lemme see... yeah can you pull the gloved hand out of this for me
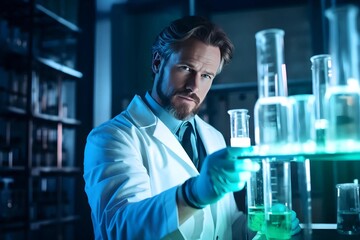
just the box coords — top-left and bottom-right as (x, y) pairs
(291, 210), (301, 235)
(183, 147), (260, 208)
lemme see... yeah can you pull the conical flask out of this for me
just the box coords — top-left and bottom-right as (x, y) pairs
(254, 29), (293, 154)
(325, 5), (360, 151)
(310, 54), (331, 146)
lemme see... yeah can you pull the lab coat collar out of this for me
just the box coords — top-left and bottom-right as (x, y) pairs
(194, 116), (223, 155)
(126, 95), (198, 174)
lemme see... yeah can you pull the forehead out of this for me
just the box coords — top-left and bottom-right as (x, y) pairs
(172, 38), (221, 70)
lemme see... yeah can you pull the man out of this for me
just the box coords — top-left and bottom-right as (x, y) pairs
(84, 16), (300, 239)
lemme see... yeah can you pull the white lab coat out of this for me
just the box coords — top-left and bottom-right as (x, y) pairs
(84, 95), (249, 240)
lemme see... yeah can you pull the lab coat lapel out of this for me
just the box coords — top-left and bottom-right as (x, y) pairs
(127, 95), (198, 173)
(195, 115), (226, 155)
(153, 120), (197, 171)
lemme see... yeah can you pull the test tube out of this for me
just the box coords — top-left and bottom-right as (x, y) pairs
(227, 109), (250, 147)
(310, 54), (331, 146)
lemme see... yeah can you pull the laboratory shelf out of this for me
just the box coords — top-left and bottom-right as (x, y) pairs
(36, 57), (83, 79)
(31, 166), (82, 176)
(0, 108), (80, 126)
(210, 78), (311, 94)
(33, 112), (81, 126)
(0, 166), (27, 175)
(34, 4), (81, 33)
(0, 220), (26, 231)
(234, 146), (360, 161)
(0, 1), (83, 239)
(30, 215), (80, 230)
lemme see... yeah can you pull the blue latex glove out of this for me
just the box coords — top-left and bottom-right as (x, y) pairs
(184, 147), (260, 208)
(291, 210), (301, 235)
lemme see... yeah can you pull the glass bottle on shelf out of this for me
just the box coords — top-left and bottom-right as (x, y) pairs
(310, 54), (331, 147)
(0, 177), (14, 220)
(254, 29), (293, 154)
(46, 82), (58, 115)
(325, 5), (360, 152)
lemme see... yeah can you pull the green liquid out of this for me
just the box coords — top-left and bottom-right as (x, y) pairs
(265, 211), (292, 240)
(248, 206), (265, 232)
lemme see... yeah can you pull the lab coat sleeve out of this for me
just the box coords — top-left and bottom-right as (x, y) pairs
(83, 121), (181, 239)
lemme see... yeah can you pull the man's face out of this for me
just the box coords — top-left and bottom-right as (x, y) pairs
(151, 38), (221, 120)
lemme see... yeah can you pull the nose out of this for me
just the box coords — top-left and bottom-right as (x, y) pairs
(186, 73), (200, 93)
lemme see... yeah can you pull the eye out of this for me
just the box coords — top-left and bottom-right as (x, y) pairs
(179, 65), (191, 72)
(202, 74), (213, 80)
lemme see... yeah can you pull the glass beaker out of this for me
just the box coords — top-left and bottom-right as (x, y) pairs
(227, 109), (250, 147)
(311, 54), (331, 147)
(336, 183), (360, 235)
(262, 159), (292, 240)
(255, 29), (287, 98)
(288, 94), (316, 153)
(247, 163), (265, 234)
(325, 5), (360, 151)
(254, 29), (293, 154)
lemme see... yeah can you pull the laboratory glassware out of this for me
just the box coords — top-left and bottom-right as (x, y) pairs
(336, 182), (360, 235)
(254, 29), (293, 154)
(247, 163), (265, 234)
(228, 109), (250, 147)
(262, 159), (292, 240)
(310, 54), (331, 146)
(325, 4), (360, 151)
(288, 94), (316, 153)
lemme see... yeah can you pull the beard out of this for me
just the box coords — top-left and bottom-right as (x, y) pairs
(156, 75), (201, 121)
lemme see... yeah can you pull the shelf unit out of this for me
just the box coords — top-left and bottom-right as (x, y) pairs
(0, 0), (82, 239)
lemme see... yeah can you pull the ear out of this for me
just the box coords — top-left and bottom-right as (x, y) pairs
(152, 52), (162, 74)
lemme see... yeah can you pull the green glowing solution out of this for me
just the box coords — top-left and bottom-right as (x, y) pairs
(248, 205), (265, 232)
(265, 211), (292, 240)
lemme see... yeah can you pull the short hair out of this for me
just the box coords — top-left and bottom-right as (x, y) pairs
(152, 15), (234, 74)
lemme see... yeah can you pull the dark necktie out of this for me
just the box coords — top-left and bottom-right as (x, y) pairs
(178, 121), (199, 168)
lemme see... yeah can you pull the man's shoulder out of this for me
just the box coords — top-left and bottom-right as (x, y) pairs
(88, 95), (156, 136)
